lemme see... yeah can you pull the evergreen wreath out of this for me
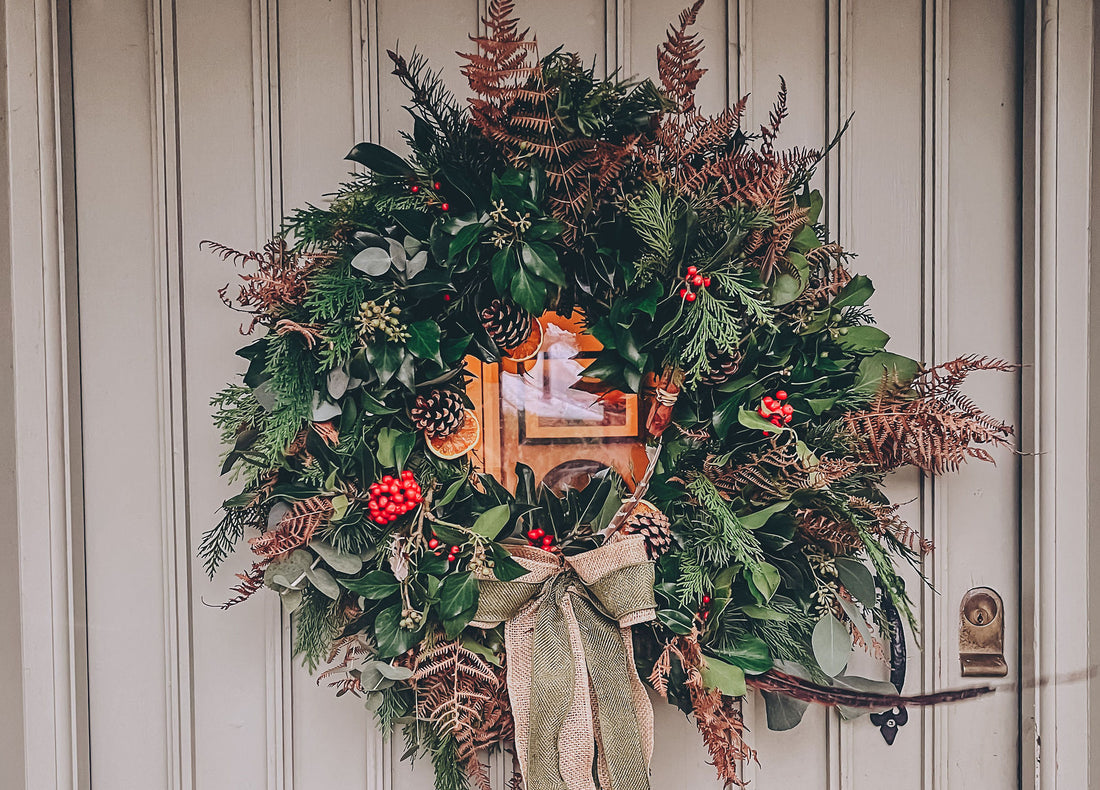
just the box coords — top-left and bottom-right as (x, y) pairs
(203, 2), (1013, 788)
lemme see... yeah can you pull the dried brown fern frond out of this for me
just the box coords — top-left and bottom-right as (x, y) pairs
(220, 559), (270, 609)
(402, 639), (507, 788)
(317, 634), (372, 696)
(844, 357), (1015, 475)
(650, 632), (755, 787)
(656, 0), (707, 115)
(206, 238), (330, 334)
(705, 438), (858, 505)
(847, 496), (933, 554)
(274, 319), (325, 350)
(795, 507), (864, 554)
(249, 495), (334, 558)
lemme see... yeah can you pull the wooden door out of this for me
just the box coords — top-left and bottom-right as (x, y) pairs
(68, 0), (1021, 787)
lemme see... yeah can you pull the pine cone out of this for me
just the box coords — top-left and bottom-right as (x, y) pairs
(410, 389), (467, 439)
(480, 299), (532, 349)
(621, 501), (673, 558)
(700, 349), (742, 387)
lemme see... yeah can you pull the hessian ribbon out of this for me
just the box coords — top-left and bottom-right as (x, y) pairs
(470, 536), (657, 790)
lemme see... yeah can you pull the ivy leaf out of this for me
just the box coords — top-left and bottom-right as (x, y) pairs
(470, 504), (511, 540)
(346, 142), (414, 177)
(811, 613), (852, 677)
(342, 570), (400, 600)
(700, 657), (747, 697)
(835, 558), (877, 608)
(510, 266), (547, 314)
(438, 572), (479, 620)
(521, 242), (565, 286)
(365, 342), (403, 386)
(407, 320), (443, 365)
(350, 246), (392, 276)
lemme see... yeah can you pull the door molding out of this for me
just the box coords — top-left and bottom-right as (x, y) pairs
(2, 1), (89, 789)
(1020, 0), (1096, 788)
(3, 0), (1096, 788)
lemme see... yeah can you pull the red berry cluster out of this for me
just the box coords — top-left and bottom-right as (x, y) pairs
(678, 265), (711, 303)
(366, 471), (422, 525)
(700, 593), (711, 620)
(758, 390), (793, 436)
(526, 528), (555, 550)
(427, 534), (461, 563)
(408, 180), (449, 212)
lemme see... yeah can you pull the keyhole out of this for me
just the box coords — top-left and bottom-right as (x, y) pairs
(963, 591), (998, 627)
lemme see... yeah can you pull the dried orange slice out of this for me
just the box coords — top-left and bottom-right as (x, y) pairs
(427, 409), (481, 459)
(502, 317), (543, 362)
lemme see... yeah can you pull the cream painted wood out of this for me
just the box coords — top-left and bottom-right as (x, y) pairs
(16, 1), (1082, 790)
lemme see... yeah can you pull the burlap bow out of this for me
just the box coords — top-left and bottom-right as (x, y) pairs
(470, 536), (657, 790)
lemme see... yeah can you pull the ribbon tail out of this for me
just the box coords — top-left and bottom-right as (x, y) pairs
(573, 597), (652, 790)
(504, 601), (540, 781)
(557, 595), (598, 790)
(527, 589), (577, 790)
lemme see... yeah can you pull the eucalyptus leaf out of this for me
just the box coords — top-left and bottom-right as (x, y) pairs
(406, 250), (429, 279)
(762, 691), (810, 731)
(309, 538), (363, 575)
(835, 557), (877, 608)
(327, 367), (350, 399)
(306, 565), (341, 600)
(350, 246), (392, 276)
(811, 613), (852, 677)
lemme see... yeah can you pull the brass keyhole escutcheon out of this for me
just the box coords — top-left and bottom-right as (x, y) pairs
(959, 587), (1008, 678)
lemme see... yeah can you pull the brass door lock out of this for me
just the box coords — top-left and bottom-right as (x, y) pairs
(959, 587), (1008, 677)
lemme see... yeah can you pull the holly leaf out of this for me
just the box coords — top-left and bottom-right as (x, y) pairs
(488, 544), (528, 581)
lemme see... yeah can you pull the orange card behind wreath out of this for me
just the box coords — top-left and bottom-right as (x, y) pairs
(466, 311), (649, 493)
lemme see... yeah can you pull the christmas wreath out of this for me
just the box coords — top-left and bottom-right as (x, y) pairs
(202, 2), (1012, 788)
